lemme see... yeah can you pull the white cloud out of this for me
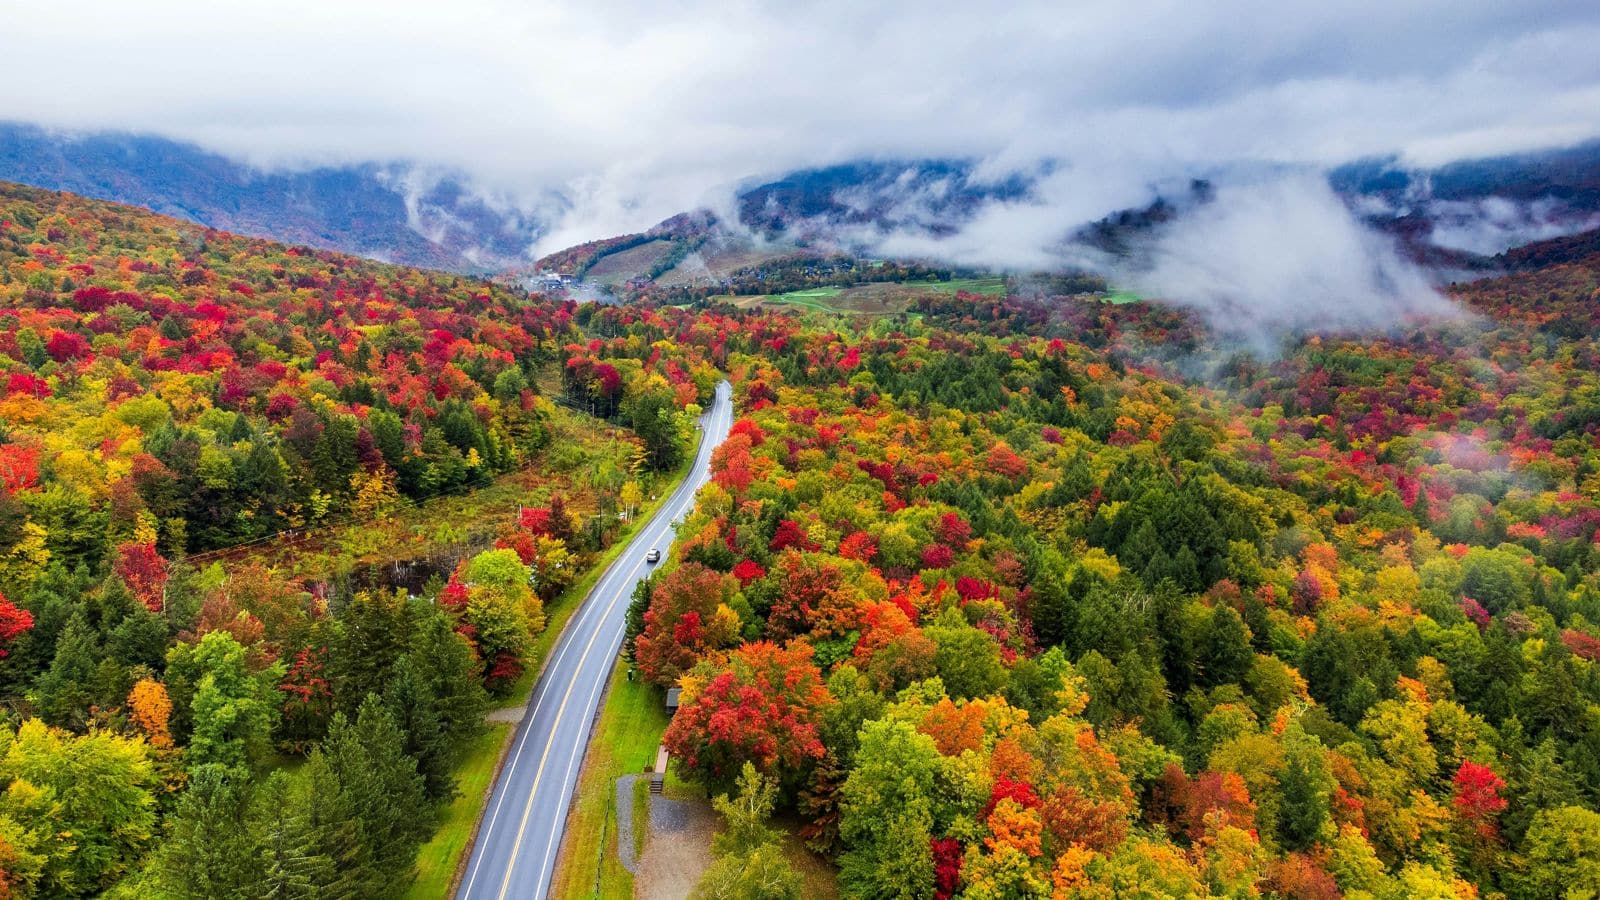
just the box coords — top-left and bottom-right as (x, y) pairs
(0, 0), (1598, 250)
(1126, 175), (1460, 342)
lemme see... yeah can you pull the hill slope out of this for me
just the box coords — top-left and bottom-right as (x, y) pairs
(0, 123), (544, 271)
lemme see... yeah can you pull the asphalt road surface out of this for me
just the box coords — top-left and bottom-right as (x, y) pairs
(458, 380), (734, 900)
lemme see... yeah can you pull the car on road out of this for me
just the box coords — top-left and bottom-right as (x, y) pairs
(646, 548), (661, 564)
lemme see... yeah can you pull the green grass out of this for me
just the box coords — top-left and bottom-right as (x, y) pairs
(762, 286), (845, 312)
(631, 776), (650, 858)
(550, 658), (673, 899)
(1103, 288), (1144, 304)
(718, 277), (1006, 316)
(924, 276), (1007, 296)
(406, 723), (513, 900)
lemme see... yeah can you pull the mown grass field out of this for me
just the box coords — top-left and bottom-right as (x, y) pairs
(716, 275), (1007, 315)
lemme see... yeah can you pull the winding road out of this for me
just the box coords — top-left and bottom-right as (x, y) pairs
(457, 380), (733, 900)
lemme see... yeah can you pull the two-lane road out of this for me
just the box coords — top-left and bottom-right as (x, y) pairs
(458, 381), (733, 900)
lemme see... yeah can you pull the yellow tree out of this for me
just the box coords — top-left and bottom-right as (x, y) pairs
(621, 480), (643, 522)
(127, 678), (173, 749)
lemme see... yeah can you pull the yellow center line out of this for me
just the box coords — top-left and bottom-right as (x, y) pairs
(494, 548), (648, 900)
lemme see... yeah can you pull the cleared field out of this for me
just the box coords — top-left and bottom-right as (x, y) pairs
(1103, 288), (1144, 304)
(654, 240), (799, 286)
(584, 239), (677, 286)
(715, 275), (1007, 315)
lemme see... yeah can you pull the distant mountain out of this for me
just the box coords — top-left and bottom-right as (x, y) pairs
(1332, 141), (1600, 257)
(735, 159), (1037, 241)
(7, 119), (1598, 282)
(0, 122), (545, 271)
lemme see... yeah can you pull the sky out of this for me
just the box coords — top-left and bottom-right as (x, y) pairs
(3, 1), (1599, 331)
(4, 2), (1598, 230)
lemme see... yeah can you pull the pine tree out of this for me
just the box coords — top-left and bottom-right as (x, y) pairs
(1026, 551), (1072, 649)
(325, 697), (430, 888)
(332, 590), (412, 714)
(32, 611), (103, 729)
(1200, 604), (1254, 687)
(407, 609), (487, 747)
(253, 771), (336, 900)
(1278, 726), (1333, 851)
(384, 656), (455, 801)
(151, 764), (266, 898)
(298, 749), (373, 897)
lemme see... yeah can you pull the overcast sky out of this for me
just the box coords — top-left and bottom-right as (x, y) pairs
(3, 0), (1599, 247)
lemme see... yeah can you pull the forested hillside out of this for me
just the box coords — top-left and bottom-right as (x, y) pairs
(0, 182), (717, 897)
(631, 235), (1600, 897)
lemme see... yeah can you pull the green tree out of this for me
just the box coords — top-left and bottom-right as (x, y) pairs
(406, 609), (488, 747)
(253, 770), (337, 900)
(30, 611), (107, 730)
(693, 762), (801, 900)
(924, 609), (1006, 701)
(177, 631), (284, 773)
(331, 589), (413, 713)
(712, 762), (782, 857)
(692, 843), (802, 900)
(149, 764), (265, 898)
(1278, 724), (1334, 851)
(459, 549), (540, 684)
(296, 750), (372, 897)
(0, 719), (157, 896)
(1516, 805), (1600, 898)
(324, 696), (430, 889)
(384, 655), (454, 801)
(837, 720), (945, 898)
(1199, 604), (1253, 688)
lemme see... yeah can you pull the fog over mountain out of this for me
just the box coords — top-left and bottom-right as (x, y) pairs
(3, 0), (1599, 319)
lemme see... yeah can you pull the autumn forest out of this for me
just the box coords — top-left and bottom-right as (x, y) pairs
(3, 176), (1600, 900)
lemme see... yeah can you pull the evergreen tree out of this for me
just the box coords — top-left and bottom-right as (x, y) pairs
(31, 611), (104, 729)
(325, 697), (430, 889)
(298, 749), (372, 898)
(406, 609), (488, 747)
(253, 771), (336, 900)
(150, 764), (265, 899)
(384, 656), (455, 801)
(1199, 604), (1254, 688)
(1026, 550), (1072, 649)
(332, 590), (412, 714)
(1279, 725), (1334, 851)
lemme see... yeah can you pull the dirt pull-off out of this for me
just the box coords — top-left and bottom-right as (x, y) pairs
(633, 793), (716, 900)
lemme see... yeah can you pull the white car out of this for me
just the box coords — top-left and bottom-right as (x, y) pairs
(646, 548), (661, 564)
